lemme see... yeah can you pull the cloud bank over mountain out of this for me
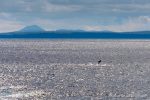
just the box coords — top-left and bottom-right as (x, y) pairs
(0, 0), (150, 32)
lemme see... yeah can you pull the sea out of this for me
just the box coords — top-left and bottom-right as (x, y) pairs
(0, 39), (150, 100)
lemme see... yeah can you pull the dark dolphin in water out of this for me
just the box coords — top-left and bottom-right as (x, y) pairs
(98, 60), (101, 64)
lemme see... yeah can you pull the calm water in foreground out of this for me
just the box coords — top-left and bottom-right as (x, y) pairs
(0, 39), (150, 100)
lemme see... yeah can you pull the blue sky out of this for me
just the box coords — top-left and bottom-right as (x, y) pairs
(0, 0), (150, 32)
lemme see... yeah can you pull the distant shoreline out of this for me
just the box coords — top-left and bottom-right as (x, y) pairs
(1, 31), (150, 39)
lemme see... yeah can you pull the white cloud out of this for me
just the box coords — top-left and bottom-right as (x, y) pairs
(0, 19), (23, 32)
(42, 1), (82, 12)
(138, 16), (150, 23)
(0, 12), (24, 33)
(84, 26), (101, 31)
(0, 12), (11, 18)
(84, 16), (150, 32)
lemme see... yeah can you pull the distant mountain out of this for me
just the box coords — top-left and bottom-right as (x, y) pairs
(19, 25), (45, 32)
(0, 26), (150, 39)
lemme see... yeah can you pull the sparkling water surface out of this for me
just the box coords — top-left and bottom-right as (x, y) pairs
(0, 39), (150, 100)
